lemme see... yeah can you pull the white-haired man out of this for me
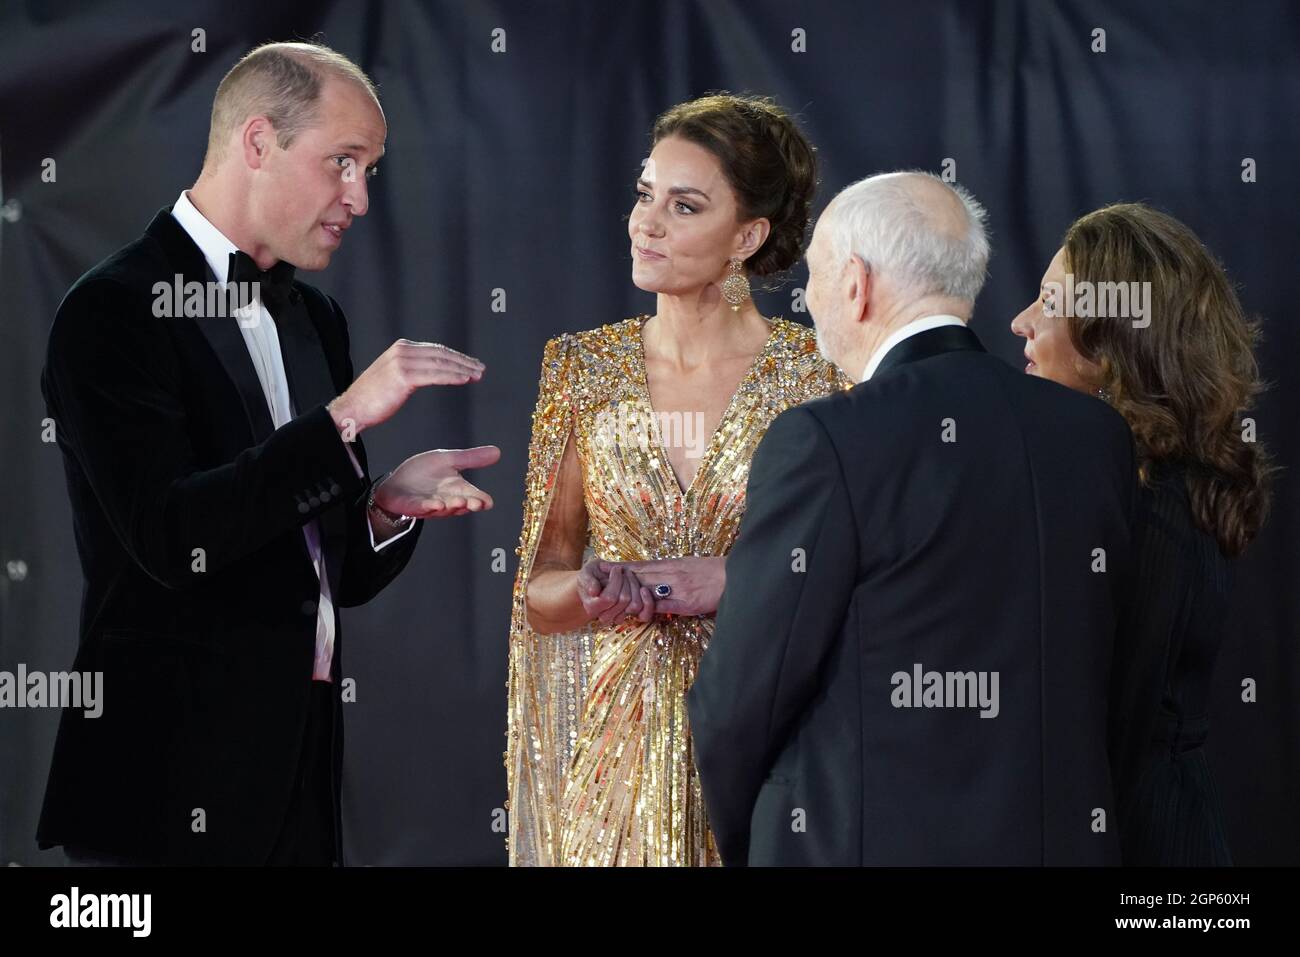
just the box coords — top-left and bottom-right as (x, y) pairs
(38, 42), (497, 866)
(688, 171), (1138, 865)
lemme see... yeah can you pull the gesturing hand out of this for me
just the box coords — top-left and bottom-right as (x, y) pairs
(329, 339), (485, 437)
(372, 446), (501, 518)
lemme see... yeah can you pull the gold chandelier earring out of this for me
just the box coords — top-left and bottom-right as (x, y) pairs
(720, 257), (751, 311)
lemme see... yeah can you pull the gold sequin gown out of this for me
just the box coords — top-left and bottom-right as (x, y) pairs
(506, 315), (851, 866)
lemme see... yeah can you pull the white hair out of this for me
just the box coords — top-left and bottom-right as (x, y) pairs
(822, 170), (990, 304)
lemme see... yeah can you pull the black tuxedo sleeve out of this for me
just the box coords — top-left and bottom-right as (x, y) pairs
(322, 294), (423, 607)
(43, 278), (371, 589)
(686, 404), (858, 865)
(334, 435), (423, 608)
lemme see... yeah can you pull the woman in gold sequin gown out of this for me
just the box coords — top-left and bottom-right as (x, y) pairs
(505, 94), (851, 866)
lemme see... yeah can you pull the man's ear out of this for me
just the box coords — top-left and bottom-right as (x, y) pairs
(847, 253), (873, 325)
(242, 116), (273, 170)
(734, 218), (771, 260)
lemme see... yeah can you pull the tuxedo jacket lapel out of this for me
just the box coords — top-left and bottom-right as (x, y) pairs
(276, 297), (337, 427)
(275, 296), (351, 587)
(145, 208), (349, 583)
(145, 209), (276, 445)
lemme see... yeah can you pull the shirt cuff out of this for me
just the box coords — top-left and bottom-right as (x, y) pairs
(368, 509), (417, 552)
(348, 441), (415, 551)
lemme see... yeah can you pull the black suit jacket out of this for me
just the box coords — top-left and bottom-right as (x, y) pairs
(36, 208), (422, 865)
(687, 325), (1137, 866)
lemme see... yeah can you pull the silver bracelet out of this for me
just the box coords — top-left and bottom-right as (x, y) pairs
(367, 470), (412, 529)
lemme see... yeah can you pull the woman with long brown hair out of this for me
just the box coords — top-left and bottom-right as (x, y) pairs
(1011, 203), (1272, 865)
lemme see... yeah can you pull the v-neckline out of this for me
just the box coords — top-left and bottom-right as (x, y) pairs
(633, 314), (780, 498)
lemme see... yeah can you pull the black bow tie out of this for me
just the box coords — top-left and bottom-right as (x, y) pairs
(228, 250), (297, 314)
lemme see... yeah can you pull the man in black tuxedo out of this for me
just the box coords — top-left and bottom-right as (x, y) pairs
(687, 172), (1137, 865)
(37, 42), (498, 865)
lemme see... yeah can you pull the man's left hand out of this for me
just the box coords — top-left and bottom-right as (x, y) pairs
(373, 446), (501, 518)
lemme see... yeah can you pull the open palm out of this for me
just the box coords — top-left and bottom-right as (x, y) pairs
(373, 446), (501, 518)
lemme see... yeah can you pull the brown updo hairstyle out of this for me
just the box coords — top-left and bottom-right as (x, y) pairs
(651, 92), (818, 279)
(1063, 203), (1273, 558)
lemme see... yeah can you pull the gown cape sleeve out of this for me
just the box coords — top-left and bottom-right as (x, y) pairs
(505, 333), (591, 866)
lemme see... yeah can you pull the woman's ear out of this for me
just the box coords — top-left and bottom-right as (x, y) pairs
(734, 218), (771, 260)
(1083, 357), (1107, 390)
(1070, 348), (1106, 392)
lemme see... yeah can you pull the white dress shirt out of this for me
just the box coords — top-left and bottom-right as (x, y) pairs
(861, 314), (967, 381)
(171, 190), (414, 681)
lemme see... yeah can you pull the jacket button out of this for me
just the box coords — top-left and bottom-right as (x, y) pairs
(309, 495), (321, 508)
(330, 483), (342, 496)
(319, 490), (331, 504)
(298, 501), (310, 514)
(301, 599), (317, 616)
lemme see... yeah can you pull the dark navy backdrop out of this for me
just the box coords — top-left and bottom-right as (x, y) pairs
(1, 0), (1295, 864)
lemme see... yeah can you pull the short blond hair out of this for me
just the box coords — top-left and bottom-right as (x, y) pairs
(204, 41), (378, 167)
